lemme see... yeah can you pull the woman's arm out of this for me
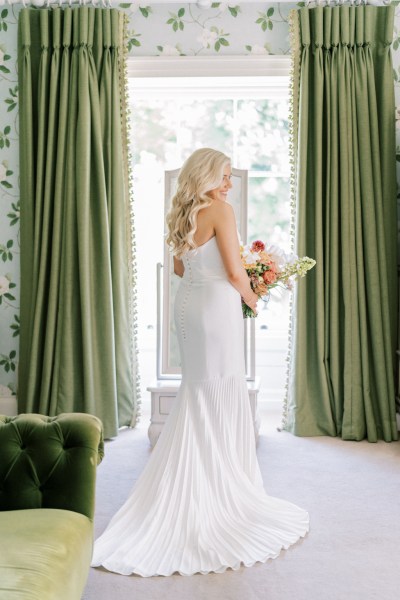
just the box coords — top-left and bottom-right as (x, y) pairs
(212, 202), (258, 312)
(173, 256), (185, 278)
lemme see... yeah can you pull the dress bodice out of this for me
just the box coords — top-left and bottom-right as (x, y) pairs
(181, 236), (227, 284)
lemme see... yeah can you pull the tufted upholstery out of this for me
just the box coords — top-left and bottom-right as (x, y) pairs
(0, 413), (104, 600)
(0, 413), (104, 520)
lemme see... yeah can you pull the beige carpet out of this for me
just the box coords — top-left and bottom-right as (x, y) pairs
(82, 405), (400, 600)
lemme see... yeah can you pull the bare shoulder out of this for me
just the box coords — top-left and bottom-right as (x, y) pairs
(207, 200), (235, 222)
(208, 200), (234, 213)
(197, 200), (234, 229)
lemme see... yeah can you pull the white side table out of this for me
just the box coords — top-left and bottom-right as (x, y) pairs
(146, 377), (261, 448)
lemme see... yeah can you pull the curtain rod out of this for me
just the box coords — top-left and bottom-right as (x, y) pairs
(0, 0), (392, 7)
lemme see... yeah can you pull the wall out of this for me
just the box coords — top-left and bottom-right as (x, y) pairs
(0, 1), (400, 400)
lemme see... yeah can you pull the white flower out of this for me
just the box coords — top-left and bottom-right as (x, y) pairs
(285, 251), (298, 263)
(159, 45), (180, 56)
(242, 248), (260, 265)
(396, 107), (400, 128)
(0, 49), (4, 65)
(127, 1), (140, 14)
(0, 384), (12, 397)
(266, 245), (289, 269)
(197, 28), (218, 49)
(249, 45), (269, 56)
(0, 275), (10, 296)
(197, 0), (225, 8)
(0, 162), (6, 181)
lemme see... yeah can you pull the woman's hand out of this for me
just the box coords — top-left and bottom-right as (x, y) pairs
(242, 291), (259, 314)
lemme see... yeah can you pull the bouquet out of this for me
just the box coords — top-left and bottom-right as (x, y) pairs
(240, 239), (316, 318)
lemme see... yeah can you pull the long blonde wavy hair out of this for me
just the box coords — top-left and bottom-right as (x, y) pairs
(165, 148), (231, 258)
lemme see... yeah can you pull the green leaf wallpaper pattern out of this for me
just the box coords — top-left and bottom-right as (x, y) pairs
(1, 2), (400, 397)
(0, 2), (18, 395)
(123, 2), (292, 55)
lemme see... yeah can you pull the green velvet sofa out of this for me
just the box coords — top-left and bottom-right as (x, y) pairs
(0, 413), (104, 600)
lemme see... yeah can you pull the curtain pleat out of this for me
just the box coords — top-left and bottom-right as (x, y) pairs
(285, 5), (398, 442)
(18, 7), (137, 438)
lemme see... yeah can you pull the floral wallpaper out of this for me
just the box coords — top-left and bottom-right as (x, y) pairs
(122, 2), (294, 55)
(1, 1), (400, 400)
(0, 3), (19, 399)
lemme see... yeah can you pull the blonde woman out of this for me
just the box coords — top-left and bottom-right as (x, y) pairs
(92, 148), (309, 577)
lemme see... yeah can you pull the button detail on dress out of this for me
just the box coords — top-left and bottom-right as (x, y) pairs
(180, 256), (192, 340)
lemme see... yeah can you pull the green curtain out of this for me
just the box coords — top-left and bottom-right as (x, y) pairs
(18, 7), (138, 439)
(285, 5), (398, 442)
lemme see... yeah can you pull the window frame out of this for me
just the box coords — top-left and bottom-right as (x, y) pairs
(128, 55), (292, 394)
(127, 55), (291, 79)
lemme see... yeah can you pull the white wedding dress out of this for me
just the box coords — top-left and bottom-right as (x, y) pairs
(91, 236), (309, 577)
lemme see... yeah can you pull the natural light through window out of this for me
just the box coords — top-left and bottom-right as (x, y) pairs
(129, 60), (291, 403)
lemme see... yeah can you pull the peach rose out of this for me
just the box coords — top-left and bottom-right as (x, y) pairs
(253, 280), (268, 296)
(263, 269), (277, 285)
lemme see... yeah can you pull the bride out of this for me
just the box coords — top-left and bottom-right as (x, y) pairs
(91, 148), (309, 577)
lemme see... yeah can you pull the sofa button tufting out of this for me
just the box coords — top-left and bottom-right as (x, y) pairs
(0, 412), (104, 598)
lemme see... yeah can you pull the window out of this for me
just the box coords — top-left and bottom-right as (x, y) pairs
(129, 56), (291, 403)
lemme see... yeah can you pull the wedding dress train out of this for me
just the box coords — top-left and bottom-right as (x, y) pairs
(91, 236), (309, 577)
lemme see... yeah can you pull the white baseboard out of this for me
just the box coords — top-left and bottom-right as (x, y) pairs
(0, 396), (17, 416)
